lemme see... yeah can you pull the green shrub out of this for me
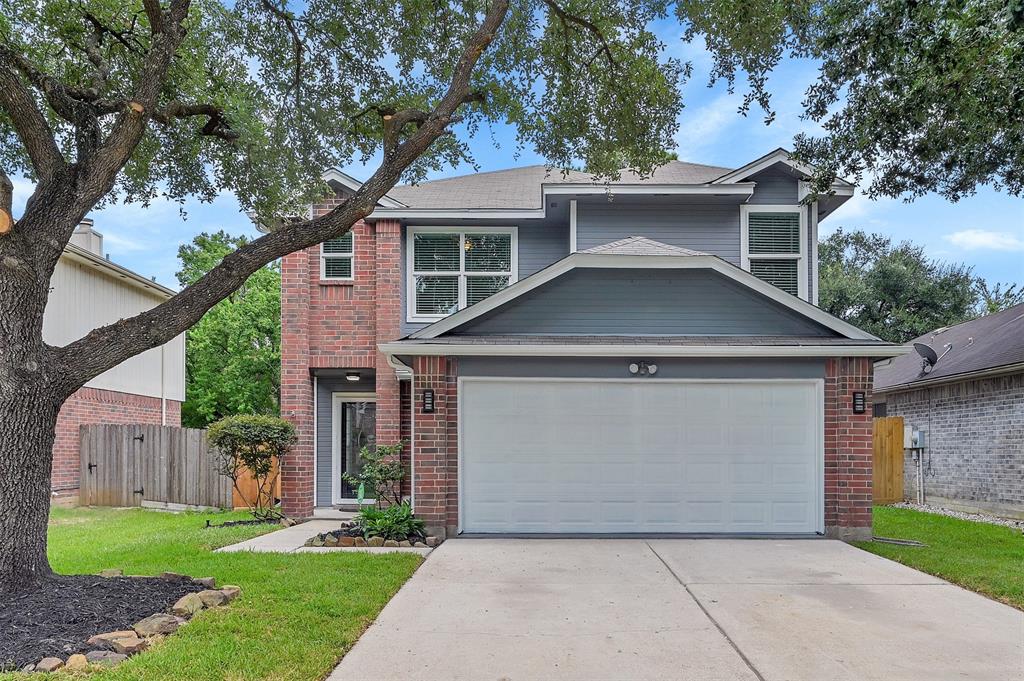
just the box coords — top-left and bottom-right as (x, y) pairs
(354, 502), (425, 541)
(342, 441), (407, 508)
(208, 414), (297, 519)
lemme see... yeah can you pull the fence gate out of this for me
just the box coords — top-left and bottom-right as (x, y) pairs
(80, 425), (232, 509)
(873, 416), (905, 504)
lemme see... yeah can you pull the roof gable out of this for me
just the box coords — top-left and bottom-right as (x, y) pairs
(409, 241), (878, 341)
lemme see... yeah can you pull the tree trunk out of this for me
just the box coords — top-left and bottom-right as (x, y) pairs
(0, 391), (59, 592)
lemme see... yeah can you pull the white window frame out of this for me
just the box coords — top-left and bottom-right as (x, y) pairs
(740, 204), (808, 301)
(406, 225), (519, 323)
(320, 232), (355, 281)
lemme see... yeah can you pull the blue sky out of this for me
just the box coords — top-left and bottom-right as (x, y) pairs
(12, 32), (1023, 291)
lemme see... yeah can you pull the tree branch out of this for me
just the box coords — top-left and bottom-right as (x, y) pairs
(0, 58), (64, 180)
(540, 0), (617, 69)
(52, 0), (511, 392)
(143, 0), (164, 34)
(153, 101), (240, 140)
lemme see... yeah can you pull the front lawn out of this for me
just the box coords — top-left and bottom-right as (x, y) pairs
(1, 506), (420, 680)
(854, 505), (1024, 610)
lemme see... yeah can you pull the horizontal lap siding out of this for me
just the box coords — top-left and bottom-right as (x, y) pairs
(453, 268), (835, 336)
(576, 203), (740, 264)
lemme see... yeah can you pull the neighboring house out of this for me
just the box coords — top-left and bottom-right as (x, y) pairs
(875, 305), (1024, 519)
(45, 219), (185, 500)
(279, 148), (906, 540)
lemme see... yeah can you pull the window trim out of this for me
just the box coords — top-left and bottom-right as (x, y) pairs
(320, 231), (355, 282)
(406, 225), (519, 323)
(740, 205), (808, 300)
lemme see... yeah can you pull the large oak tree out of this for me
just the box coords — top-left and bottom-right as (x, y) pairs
(1, 0), (1020, 592)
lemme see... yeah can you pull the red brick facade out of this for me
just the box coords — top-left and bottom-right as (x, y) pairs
(279, 194), (404, 517)
(52, 387), (181, 494)
(408, 356), (876, 539)
(824, 357), (875, 539)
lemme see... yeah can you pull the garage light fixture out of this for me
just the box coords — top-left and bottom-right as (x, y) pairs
(628, 361), (658, 376)
(345, 371), (361, 382)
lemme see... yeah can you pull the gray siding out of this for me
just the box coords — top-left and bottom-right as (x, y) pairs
(747, 165), (800, 204)
(888, 373), (1024, 519)
(458, 356), (826, 379)
(576, 203), (740, 264)
(452, 268), (835, 337)
(315, 373), (376, 507)
(400, 223), (569, 336)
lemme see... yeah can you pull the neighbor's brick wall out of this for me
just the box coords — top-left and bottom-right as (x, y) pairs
(279, 194), (406, 514)
(888, 372), (1024, 518)
(824, 357), (874, 539)
(53, 387), (180, 494)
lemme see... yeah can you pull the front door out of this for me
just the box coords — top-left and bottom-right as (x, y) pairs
(333, 394), (376, 502)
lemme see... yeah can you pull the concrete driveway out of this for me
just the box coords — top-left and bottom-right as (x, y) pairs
(329, 539), (1024, 681)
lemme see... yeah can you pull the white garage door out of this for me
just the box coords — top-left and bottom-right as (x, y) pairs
(460, 379), (823, 534)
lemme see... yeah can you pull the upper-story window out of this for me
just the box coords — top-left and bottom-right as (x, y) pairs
(408, 227), (517, 321)
(321, 232), (354, 280)
(741, 206), (807, 299)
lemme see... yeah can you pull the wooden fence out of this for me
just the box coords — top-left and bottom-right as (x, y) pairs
(80, 424), (232, 509)
(873, 416), (905, 504)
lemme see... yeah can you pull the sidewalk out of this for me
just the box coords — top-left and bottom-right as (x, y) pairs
(216, 519), (432, 556)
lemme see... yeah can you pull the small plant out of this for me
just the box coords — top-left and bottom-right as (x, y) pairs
(342, 441), (407, 508)
(354, 502), (425, 542)
(209, 414), (297, 520)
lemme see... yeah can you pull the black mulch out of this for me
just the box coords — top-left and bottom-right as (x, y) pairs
(0, 574), (202, 671)
(205, 518), (277, 529)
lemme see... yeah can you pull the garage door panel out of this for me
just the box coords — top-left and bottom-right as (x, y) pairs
(461, 379), (821, 534)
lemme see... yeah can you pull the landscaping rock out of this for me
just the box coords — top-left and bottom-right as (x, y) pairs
(193, 576), (217, 588)
(35, 658), (64, 673)
(354, 537), (367, 547)
(311, 536), (325, 547)
(171, 592), (205, 616)
(324, 535), (339, 547)
(65, 654), (89, 671)
(413, 542), (427, 548)
(98, 569), (123, 578)
(338, 536), (355, 547)
(198, 589), (229, 607)
(20, 664), (34, 673)
(383, 540), (399, 547)
(425, 536), (439, 547)
(110, 636), (149, 655)
(398, 540), (411, 547)
(220, 585), (242, 602)
(85, 651), (128, 667)
(367, 537), (385, 547)
(133, 613), (185, 637)
(279, 517), (297, 528)
(87, 630), (136, 648)
(159, 571), (189, 581)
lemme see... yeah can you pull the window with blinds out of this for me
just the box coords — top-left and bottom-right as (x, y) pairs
(743, 209), (804, 298)
(321, 232), (354, 280)
(409, 229), (515, 319)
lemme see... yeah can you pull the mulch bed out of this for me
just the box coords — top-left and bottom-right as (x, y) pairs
(0, 574), (201, 671)
(205, 518), (277, 528)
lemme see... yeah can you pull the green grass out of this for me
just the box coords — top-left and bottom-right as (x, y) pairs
(854, 505), (1024, 609)
(2, 506), (421, 680)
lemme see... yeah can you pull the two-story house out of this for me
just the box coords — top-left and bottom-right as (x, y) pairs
(46, 219), (185, 501)
(279, 148), (907, 540)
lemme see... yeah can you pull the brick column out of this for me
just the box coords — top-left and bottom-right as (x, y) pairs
(374, 219), (403, 449)
(824, 357), (874, 540)
(280, 249), (314, 518)
(411, 356), (458, 537)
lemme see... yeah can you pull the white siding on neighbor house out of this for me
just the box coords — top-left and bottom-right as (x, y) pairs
(44, 257), (185, 401)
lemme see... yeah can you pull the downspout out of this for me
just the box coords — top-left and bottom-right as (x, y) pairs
(386, 355), (415, 509)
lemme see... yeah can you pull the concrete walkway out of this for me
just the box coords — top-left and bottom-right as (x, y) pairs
(215, 520), (431, 556)
(329, 539), (1024, 681)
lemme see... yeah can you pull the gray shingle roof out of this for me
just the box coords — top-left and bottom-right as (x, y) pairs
(582, 236), (707, 257)
(386, 161), (733, 210)
(875, 303), (1024, 391)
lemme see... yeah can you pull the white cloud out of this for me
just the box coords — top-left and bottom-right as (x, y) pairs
(674, 93), (739, 158)
(943, 229), (1024, 252)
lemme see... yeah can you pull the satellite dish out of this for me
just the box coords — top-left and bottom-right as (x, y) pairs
(914, 343), (939, 367)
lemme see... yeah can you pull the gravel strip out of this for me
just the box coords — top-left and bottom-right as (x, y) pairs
(891, 502), (1024, 529)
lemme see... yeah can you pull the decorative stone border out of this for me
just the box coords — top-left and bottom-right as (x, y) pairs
(303, 522), (442, 550)
(19, 571), (241, 673)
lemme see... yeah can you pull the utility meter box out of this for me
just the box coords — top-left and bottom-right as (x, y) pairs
(904, 425), (927, 449)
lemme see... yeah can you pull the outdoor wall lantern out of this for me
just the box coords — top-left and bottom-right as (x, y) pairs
(852, 391), (866, 414)
(628, 361), (658, 376)
(422, 388), (436, 413)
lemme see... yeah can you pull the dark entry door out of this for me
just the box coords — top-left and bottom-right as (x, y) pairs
(337, 398), (376, 500)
